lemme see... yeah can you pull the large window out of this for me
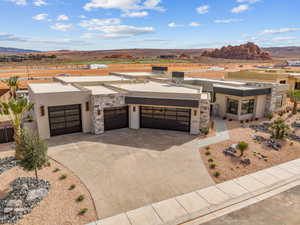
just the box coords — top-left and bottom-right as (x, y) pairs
(275, 95), (283, 109)
(241, 99), (255, 115)
(227, 99), (239, 115)
(295, 82), (300, 90)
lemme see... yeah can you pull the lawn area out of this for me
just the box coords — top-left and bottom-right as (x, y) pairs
(200, 111), (300, 183)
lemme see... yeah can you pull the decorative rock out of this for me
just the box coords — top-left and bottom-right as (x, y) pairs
(26, 188), (48, 202)
(6, 199), (23, 208)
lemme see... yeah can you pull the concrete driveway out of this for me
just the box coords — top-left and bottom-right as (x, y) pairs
(47, 128), (214, 219)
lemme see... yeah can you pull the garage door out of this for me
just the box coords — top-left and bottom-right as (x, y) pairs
(104, 106), (128, 131)
(48, 104), (82, 136)
(140, 106), (191, 132)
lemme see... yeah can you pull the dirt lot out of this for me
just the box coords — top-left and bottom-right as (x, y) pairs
(200, 113), (300, 183)
(0, 150), (97, 225)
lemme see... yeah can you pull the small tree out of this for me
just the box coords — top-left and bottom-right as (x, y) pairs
(19, 129), (49, 182)
(237, 141), (248, 157)
(270, 119), (290, 139)
(2, 76), (19, 99)
(289, 90), (300, 115)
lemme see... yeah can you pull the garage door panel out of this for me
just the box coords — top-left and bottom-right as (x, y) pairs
(104, 106), (128, 131)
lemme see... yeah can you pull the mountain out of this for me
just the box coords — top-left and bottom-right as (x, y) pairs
(263, 46), (300, 59)
(201, 42), (272, 60)
(0, 47), (40, 54)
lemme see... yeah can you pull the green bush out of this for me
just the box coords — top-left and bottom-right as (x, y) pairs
(69, 184), (76, 190)
(205, 151), (211, 156)
(208, 158), (214, 163)
(53, 168), (60, 173)
(76, 195), (85, 202)
(59, 174), (67, 180)
(205, 146), (210, 150)
(213, 171), (220, 178)
(209, 163), (216, 169)
(237, 141), (248, 157)
(78, 208), (88, 216)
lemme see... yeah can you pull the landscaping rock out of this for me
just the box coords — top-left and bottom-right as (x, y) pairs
(26, 188), (48, 202)
(0, 157), (19, 175)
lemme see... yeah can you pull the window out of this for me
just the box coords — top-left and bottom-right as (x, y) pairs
(241, 99), (255, 115)
(280, 80), (286, 84)
(85, 102), (89, 111)
(295, 82), (300, 90)
(275, 95), (283, 108)
(226, 99), (238, 115)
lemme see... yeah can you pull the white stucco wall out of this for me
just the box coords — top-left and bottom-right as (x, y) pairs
(129, 105), (140, 129)
(255, 95), (267, 118)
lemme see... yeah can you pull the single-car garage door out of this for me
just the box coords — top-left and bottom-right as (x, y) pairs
(104, 106), (128, 131)
(140, 106), (191, 132)
(48, 104), (82, 136)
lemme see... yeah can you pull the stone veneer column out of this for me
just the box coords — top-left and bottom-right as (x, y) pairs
(199, 99), (210, 132)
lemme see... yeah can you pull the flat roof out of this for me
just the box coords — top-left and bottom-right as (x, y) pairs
(29, 83), (80, 94)
(55, 75), (128, 83)
(110, 81), (201, 94)
(184, 77), (246, 85)
(111, 72), (161, 77)
(84, 86), (119, 95)
(213, 84), (267, 90)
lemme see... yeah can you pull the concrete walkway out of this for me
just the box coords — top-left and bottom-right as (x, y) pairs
(85, 158), (300, 225)
(199, 119), (230, 148)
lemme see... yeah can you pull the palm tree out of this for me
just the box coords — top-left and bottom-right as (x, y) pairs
(0, 98), (33, 159)
(2, 76), (19, 99)
(289, 90), (300, 115)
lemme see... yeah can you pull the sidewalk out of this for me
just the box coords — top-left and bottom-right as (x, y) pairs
(85, 158), (300, 225)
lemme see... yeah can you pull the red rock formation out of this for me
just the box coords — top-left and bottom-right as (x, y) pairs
(201, 42), (272, 60)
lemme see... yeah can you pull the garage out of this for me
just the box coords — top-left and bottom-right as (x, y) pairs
(140, 106), (191, 132)
(104, 106), (129, 131)
(48, 104), (82, 136)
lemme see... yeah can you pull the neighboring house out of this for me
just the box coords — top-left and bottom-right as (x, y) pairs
(226, 69), (300, 91)
(0, 89), (10, 102)
(286, 61), (300, 67)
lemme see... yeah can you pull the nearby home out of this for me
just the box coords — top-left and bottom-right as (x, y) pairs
(226, 69), (300, 91)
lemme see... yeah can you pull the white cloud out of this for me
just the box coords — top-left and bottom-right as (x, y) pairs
(0, 32), (27, 42)
(261, 28), (300, 35)
(214, 18), (243, 24)
(100, 25), (155, 38)
(121, 11), (148, 17)
(168, 22), (183, 28)
(32, 13), (48, 21)
(50, 23), (72, 32)
(231, 4), (249, 13)
(83, 0), (164, 11)
(196, 5), (209, 14)
(272, 36), (296, 41)
(8, 0), (27, 5)
(236, 0), (260, 3)
(79, 15), (87, 19)
(79, 18), (121, 30)
(57, 14), (69, 21)
(33, 0), (47, 6)
(189, 22), (201, 27)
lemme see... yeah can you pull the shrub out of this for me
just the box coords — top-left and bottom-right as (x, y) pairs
(205, 146), (210, 150)
(223, 117), (227, 120)
(267, 112), (273, 120)
(59, 174), (67, 180)
(237, 141), (248, 157)
(290, 142), (294, 146)
(270, 119), (290, 140)
(228, 118), (233, 122)
(240, 120), (244, 124)
(78, 208), (88, 216)
(205, 151), (211, 156)
(213, 171), (220, 178)
(209, 163), (216, 169)
(69, 184), (76, 190)
(76, 195), (85, 202)
(53, 168), (60, 173)
(208, 158), (214, 163)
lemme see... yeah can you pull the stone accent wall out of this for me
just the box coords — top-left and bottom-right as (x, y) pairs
(199, 99), (210, 131)
(91, 94), (125, 134)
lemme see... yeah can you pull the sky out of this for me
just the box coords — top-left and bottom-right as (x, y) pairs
(0, 0), (299, 51)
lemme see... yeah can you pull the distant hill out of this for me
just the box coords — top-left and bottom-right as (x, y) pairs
(0, 47), (40, 54)
(263, 46), (300, 59)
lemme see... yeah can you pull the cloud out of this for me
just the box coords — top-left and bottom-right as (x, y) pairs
(272, 36), (296, 41)
(236, 0), (260, 3)
(214, 18), (243, 24)
(196, 5), (209, 14)
(231, 4), (249, 13)
(32, 13), (48, 21)
(33, 0), (47, 6)
(50, 23), (72, 32)
(0, 32), (27, 42)
(7, 0), (27, 6)
(168, 22), (183, 28)
(189, 22), (201, 27)
(79, 18), (121, 30)
(83, 0), (164, 12)
(57, 14), (69, 21)
(261, 28), (300, 35)
(121, 11), (148, 18)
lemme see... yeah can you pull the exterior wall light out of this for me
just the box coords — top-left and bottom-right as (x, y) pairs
(133, 106), (136, 112)
(86, 102), (90, 111)
(97, 109), (101, 116)
(40, 106), (45, 117)
(194, 110), (197, 116)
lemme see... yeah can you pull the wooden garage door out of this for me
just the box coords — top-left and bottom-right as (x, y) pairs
(104, 106), (128, 131)
(48, 104), (82, 136)
(140, 106), (191, 132)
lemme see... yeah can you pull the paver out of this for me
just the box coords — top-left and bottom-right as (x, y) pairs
(249, 170), (281, 186)
(196, 186), (230, 205)
(152, 198), (188, 223)
(233, 175), (266, 192)
(278, 163), (300, 175)
(216, 180), (248, 198)
(264, 166), (294, 180)
(99, 213), (131, 225)
(127, 205), (163, 225)
(176, 192), (210, 214)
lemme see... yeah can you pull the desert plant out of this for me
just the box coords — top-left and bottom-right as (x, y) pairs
(208, 158), (214, 163)
(76, 195), (85, 202)
(205, 146), (210, 150)
(59, 174), (67, 180)
(213, 171), (220, 178)
(69, 184), (76, 190)
(270, 119), (290, 139)
(53, 168), (60, 173)
(209, 163), (216, 169)
(267, 112), (273, 120)
(289, 90), (300, 115)
(0, 98), (34, 159)
(237, 141), (248, 157)
(78, 208), (88, 216)
(2, 76), (19, 99)
(205, 151), (211, 156)
(18, 129), (49, 182)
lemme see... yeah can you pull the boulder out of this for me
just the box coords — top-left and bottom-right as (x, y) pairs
(25, 188), (48, 202)
(6, 199), (23, 208)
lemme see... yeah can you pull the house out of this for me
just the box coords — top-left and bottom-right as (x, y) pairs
(28, 68), (210, 139)
(286, 61), (300, 67)
(226, 69), (300, 91)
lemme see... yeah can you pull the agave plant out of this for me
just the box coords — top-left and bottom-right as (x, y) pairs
(270, 119), (290, 140)
(0, 98), (33, 159)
